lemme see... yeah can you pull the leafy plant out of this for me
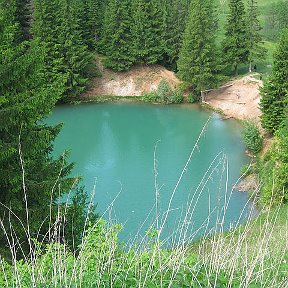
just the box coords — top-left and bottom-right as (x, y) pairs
(242, 120), (263, 154)
(143, 80), (183, 104)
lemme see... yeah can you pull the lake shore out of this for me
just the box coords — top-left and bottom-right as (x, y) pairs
(204, 74), (262, 121)
(82, 63), (262, 122)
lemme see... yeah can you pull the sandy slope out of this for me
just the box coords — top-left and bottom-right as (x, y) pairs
(205, 74), (262, 120)
(83, 64), (180, 97)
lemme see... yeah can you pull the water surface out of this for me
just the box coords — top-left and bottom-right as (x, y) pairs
(46, 102), (252, 244)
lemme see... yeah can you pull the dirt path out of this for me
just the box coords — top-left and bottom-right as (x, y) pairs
(205, 74), (262, 120)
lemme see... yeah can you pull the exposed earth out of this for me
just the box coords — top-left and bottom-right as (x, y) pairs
(205, 74), (262, 121)
(83, 63), (262, 121)
(83, 63), (180, 97)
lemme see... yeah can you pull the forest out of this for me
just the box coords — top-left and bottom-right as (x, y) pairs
(0, 0), (288, 286)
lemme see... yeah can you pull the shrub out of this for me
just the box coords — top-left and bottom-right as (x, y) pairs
(258, 121), (288, 205)
(242, 120), (263, 154)
(143, 80), (183, 104)
(188, 93), (198, 103)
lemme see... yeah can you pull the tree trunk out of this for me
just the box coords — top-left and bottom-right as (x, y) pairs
(234, 64), (238, 76)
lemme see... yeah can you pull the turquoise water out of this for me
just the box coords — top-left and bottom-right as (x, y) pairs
(46, 102), (253, 244)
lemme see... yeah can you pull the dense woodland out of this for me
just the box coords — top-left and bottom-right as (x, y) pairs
(0, 0), (288, 286)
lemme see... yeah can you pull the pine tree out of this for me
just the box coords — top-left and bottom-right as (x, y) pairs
(177, 0), (218, 96)
(162, 0), (190, 70)
(73, 0), (102, 50)
(33, 0), (93, 101)
(0, 7), (72, 258)
(246, 0), (266, 72)
(222, 0), (249, 75)
(131, 0), (164, 64)
(101, 0), (135, 71)
(260, 28), (288, 133)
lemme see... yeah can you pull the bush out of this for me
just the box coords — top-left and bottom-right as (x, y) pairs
(188, 93), (198, 103)
(142, 91), (160, 102)
(258, 121), (288, 205)
(143, 79), (183, 104)
(242, 120), (263, 154)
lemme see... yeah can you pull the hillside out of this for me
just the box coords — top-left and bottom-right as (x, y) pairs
(83, 63), (180, 97)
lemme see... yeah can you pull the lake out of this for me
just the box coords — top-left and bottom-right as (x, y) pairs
(46, 102), (254, 245)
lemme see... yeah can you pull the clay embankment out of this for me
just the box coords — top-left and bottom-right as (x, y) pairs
(204, 74), (262, 120)
(83, 64), (180, 97)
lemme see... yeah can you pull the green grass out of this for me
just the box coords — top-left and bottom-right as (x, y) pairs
(190, 204), (288, 286)
(1, 204), (287, 287)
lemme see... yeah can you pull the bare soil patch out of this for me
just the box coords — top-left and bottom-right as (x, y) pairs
(205, 74), (262, 120)
(83, 63), (180, 97)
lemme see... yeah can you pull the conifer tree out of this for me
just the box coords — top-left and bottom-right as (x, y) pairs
(222, 0), (249, 75)
(162, 0), (190, 70)
(260, 28), (288, 133)
(101, 0), (135, 71)
(131, 0), (164, 64)
(246, 0), (266, 72)
(33, 0), (93, 101)
(0, 6), (71, 258)
(73, 0), (102, 50)
(0, 2), (97, 259)
(177, 0), (218, 96)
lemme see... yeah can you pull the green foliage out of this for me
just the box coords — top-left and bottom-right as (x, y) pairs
(32, 0), (93, 101)
(222, 0), (249, 75)
(260, 28), (288, 133)
(73, 0), (102, 51)
(0, 219), (266, 287)
(246, 0), (267, 72)
(259, 120), (288, 205)
(62, 187), (99, 251)
(177, 0), (219, 96)
(131, 0), (164, 65)
(161, 0), (190, 70)
(0, 5), (98, 260)
(242, 120), (263, 154)
(187, 93), (197, 103)
(262, 0), (288, 40)
(240, 163), (253, 176)
(143, 79), (184, 104)
(101, 0), (135, 71)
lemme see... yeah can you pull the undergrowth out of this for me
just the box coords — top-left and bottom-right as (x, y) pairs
(142, 79), (184, 104)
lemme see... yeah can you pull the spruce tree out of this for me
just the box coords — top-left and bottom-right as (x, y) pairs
(0, 7), (71, 259)
(162, 0), (190, 70)
(0, 2), (97, 259)
(177, 0), (218, 96)
(101, 0), (135, 71)
(246, 0), (266, 72)
(33, 0), (93, 101)
(222, 0), (249, 75)
(260, 28), (288, 133)
(73, 0), (102, 51)
(131, 0), (164, 64)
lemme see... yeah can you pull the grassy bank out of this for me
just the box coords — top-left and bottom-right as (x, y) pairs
(1, 204), (287, 287)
